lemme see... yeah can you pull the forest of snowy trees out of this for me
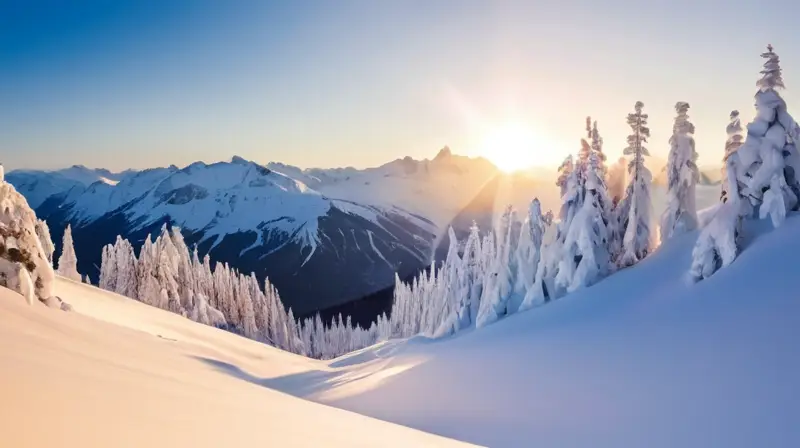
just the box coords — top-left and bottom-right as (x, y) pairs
(91, 224), (393, 359)
(4, 45), (799, 361)
(392, 45), (800, 342)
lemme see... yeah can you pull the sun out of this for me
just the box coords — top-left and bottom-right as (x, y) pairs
(479, 123), (558, 172)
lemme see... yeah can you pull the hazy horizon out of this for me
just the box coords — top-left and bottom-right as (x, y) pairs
(3, 1), (799, 172)
(9, 146), (734, 178)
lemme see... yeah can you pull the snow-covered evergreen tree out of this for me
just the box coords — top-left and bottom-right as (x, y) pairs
(514, 199), (546, 310)
(460, 222), (484, 328)
(661, 101), (699, 241)
(169, 228), (196, 312)
(561, 152), (611, 291)
(136, 235), (161, 306)
(35, 219), (54, 264)
(114, 236), (138, 299)
(733, 45), (800, 227)
(0, 172), (56, 301)
(620, 101), (654, 267)
(99, 244), (117, 291)
(721, 110), (745, 202)
(476, 207), (517, 328)
(57, 224), (81, 281)
(589, 119), (608, 175)
(690, 159), (744, 281)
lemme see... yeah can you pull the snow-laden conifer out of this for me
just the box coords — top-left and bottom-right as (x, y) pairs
(57, 224), (81, 281)
(661, 102), (699, 241)
(35, 219), (54, 264)
(561, 152), (611, 291)
(721, 110), (745, 202)
(690, 159), (744, 281)
(0, 171), (56, 301)
(620, 101), (654, 267)
(734, 45), (800, 227)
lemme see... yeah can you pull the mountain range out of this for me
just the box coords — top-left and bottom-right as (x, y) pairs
(7, 148), (506, 315)
(7, 149), (724, 315)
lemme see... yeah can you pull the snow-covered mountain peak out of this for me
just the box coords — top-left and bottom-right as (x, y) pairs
(230, 155), (250, 165)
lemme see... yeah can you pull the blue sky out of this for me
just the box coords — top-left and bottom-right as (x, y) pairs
(2, 0), (799, 171)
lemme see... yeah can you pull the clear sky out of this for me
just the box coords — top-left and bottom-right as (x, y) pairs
(2, 0), (799, 172)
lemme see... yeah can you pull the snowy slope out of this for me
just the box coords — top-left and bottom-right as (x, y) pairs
(2, 212), (795, 448)
(0, 278), (473, 448)
(272, 215), (798, 447)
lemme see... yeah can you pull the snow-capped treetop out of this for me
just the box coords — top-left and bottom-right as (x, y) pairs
(624, 101), (651, 185)
(625, 102), (650, 155)
(559, 155), (582, 228)
(590, 120), (607, 174)
(661, 102), (699, 241)
(556, 155), (575, 196)
(35, 219), (55, 264)
(57, 224), (81, 282)
(672, 102), (695, 135)
(576, 138), (592, 179)
(724, 110), (744, 162)
(620, 101), (653, 267)
(757, 44), (785, 92)
(624, 101), (651, 178)
(585, 152), (607, 195)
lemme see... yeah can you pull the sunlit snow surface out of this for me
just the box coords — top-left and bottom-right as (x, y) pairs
(0, 279), (473, 448)
(304, 215), (800, 448)
(3, 212), (798, 447)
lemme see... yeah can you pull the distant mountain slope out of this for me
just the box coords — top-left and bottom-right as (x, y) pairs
(269, 147), (499, 229)
(9, 150), (500, 314)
